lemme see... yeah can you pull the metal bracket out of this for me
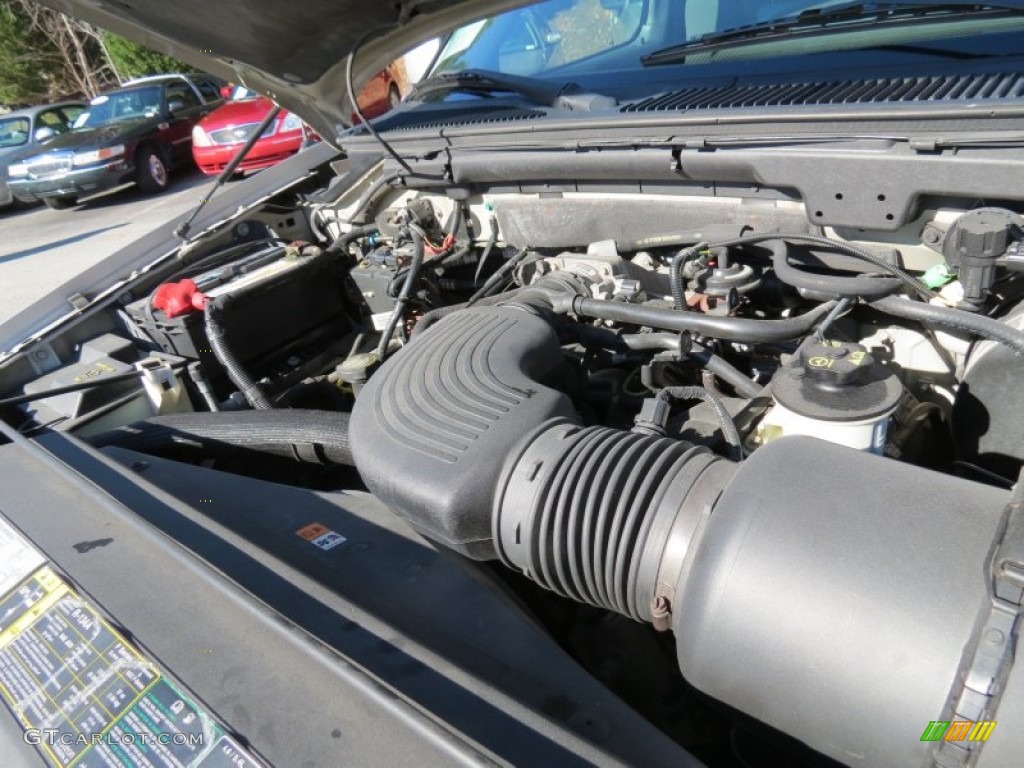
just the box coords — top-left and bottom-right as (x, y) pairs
(67, 292), (89, 311)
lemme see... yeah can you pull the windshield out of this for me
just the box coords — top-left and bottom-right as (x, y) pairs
(231, 85), (257, 100)
(0, 117), (30, 148)
(73, 86), (163, 129)
(429, 0), (1024, 78)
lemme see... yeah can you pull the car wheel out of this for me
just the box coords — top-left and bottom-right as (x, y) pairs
(388, 84), (402, 110)
(136, 146), (170, 194)
(43, 196), (77, 210)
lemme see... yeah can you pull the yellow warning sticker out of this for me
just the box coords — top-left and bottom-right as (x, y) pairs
(0, 566), (163, 766)
(0, 560), (266, 767)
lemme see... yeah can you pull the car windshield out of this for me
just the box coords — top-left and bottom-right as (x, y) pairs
(231, 85), (257, 100)
(73, 86), (163, 129)
(0, 117), (30, 148)
(429, 0), (1024, 79)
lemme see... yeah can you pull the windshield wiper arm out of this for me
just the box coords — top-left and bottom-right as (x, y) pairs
(408, 69), (616, 111)
(643, 2), (1024, 66)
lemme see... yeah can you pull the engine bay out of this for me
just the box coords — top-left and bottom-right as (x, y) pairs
(18, 173), (1024, 482)
(3, 157), (1024, 766)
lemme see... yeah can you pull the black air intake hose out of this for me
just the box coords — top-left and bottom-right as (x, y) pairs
(351, 305), (578, 558)
(350, 300), (1021, 768)
(494, 419), (734, 622)
(92, 409), (354, 466)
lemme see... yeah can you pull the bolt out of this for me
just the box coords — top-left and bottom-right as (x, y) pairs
(131, 461), (149, 472)
(33, 349), (48, 361)
(985, 628), (1005, 645)
(923, 228), (942, 245)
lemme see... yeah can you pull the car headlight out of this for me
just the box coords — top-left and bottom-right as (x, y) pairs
(73, 145), (125, 166)
(192, 125), (212, 147)
(7, 163), (28, 178)
(279, 113), (304, 133)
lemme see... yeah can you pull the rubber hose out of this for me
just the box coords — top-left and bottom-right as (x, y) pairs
(616, 224), (746, 254)
(205, 296), (273, 409)
(769, 241), (903, 298)
(377, 228), (426, 360)
(438, 245), (474, 267)
(620, 332), (681, 352)
(670, 244), (707, 311)
(871, 295), (1024, 356)
(467, 248), (529, 305)
(91, 409), (354, 466)
(327, 224), (378, 259)
(559, 296), (837, 343)
(444, 202), (463, 238)
(617, 334), (762, 399)
(714, 233), (935, 300)
(349, 172), (403, 225)
(474, 216), (500, 283)
(657, 386), (743, 460)
(688, 344), (763, 399)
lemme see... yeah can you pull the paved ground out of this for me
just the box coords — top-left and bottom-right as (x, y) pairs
(0, 169), (213, 326)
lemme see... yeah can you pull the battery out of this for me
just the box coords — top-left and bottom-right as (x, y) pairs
(127, 249), (351, 397)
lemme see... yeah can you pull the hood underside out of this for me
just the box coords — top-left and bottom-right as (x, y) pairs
(38, 0), (536, 140)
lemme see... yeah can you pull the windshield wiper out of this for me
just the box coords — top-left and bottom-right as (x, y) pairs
(643, 2), (1024, 66)
(408, 69), (617, 111)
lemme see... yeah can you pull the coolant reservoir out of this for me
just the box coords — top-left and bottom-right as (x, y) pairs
(757, 340), (902, 453)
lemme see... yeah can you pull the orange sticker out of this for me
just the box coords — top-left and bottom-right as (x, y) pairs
(296, 523), (330, 541)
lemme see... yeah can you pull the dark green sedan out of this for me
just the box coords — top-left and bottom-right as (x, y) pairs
(7, 73), (224, 209)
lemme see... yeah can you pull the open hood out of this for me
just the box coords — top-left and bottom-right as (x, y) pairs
(37, 0), (536, 140)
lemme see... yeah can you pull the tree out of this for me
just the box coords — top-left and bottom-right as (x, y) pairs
(0, 2), (50, 106)
(0, 1), (192, 107)
(102, 32), (194, 80)
(6, 0), (115, 100)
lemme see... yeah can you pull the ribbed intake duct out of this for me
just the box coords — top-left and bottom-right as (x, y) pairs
(494, 420), (733, 622)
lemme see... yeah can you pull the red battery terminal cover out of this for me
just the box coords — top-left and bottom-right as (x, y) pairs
(152, 279), (209, 318)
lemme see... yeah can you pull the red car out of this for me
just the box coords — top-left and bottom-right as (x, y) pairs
(356, 59), (410, 120)
(191, 87), (316, 175)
